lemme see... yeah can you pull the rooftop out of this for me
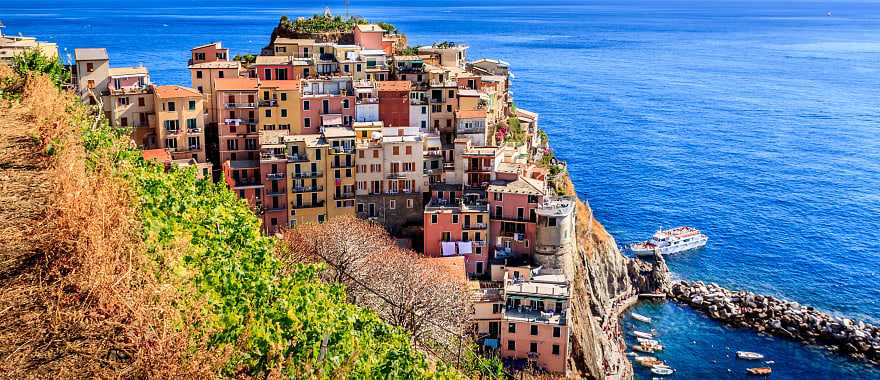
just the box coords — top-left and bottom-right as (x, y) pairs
(505, 278), (569, 299)
(355, 24), (385, 33)
(487, 176), (546, 196)
(456, 109), (487, 119)
(108, 67), (148, 77)
(376, 80), (411, 92)
(322, 126), (355, 139)
(188, 61), (240, 69)
(74, 48), (108, 61)
(457, 89), (481, 97)
(154, 85), (201, 99)
(142, 149), (171, 164)
(283, 134), (324, 147)
(274, 37), (315, 45)
(191, 41), (224, 51)
(423, 256), (468, 284)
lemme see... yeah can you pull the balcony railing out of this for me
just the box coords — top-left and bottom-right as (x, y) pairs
(331, 162), (354, 169)
(291, 200), (326, 209)
(356, 97), (379, 104)
(266, 172), (286, 180)
(165, 128), (181, 135)
(463, 223), (488, 230)
(291, 185), (323, 193)
(331, 146), (354, 154)
(224, 102), (256, 109)
(292, 171), (322, 179)
(334, 192), (356, 200)
(287, 153), (309, 162)
(258, 99), (278, 107)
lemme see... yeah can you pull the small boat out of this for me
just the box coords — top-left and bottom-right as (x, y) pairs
(633, 330), (654, 339)
(626, 351), (638, 356)
(629, 226), (709, 256)
(746, 367), (772, 376)
(632, 312), (653, 323)
(638, 338), (660, 345)
(651, 366), (675, 375)
(635, 356), (664, 367)
(737, 351), (765, 360)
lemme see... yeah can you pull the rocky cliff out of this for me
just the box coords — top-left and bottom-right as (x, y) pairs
(559, 176), (669, 379)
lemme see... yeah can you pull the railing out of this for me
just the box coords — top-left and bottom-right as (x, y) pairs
(266, 172), (286, 180)
(386, 172), (409, 179)
(331, 162), (354, 169)
(334, 192), (356, 200)
(286, 153), (309, 162)
(291, 200), (326, 209)
(331, 146), (354, 154)
(224, 118), (242, 126)
(258, 99), (278, 107)
(188, 127), (203, 133)
(291, 185), (323, 193)
(356, 97), (379, 104)
(224, 102), (256, 109)
(260, 152), (286, 161)
(291, 171), (322, 179)
(464, 223), (488, 230)
(232, 178), (263, 188)
(165, 128), (180, 135)
(410, 98), (428, 105)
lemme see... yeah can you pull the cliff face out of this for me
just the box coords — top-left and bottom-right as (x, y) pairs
(560, 176), (669, 379)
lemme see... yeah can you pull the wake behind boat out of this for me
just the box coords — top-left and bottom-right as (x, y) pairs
(630, 226), (708, 256)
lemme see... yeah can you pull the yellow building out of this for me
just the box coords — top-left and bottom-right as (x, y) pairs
(152, 85), (207, 163)
(283, 126), (357, 226)
(257, 80), (303, 142)
(189, 60), (241, 125)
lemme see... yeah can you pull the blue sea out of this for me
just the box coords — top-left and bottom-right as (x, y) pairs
(4, 0), (879, 378)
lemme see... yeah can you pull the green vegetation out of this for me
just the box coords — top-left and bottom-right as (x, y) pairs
(277, 14), (368, 35)
(79, 101), (460, 378)
(1, 48), (69, 100)
(432, 41), (458, 49)
(504, 116), (525, 145)
(377, 21), (399, 34)
(233, 53), (257, 64)
(397, 46), (421, 56)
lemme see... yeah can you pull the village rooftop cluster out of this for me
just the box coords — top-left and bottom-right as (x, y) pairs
(1, 16), (579, 375)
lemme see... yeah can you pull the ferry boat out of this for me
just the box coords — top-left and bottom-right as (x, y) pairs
(629, 226), (708, 256)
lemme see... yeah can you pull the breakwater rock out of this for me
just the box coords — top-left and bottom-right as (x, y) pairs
(669, 281), (880, 364)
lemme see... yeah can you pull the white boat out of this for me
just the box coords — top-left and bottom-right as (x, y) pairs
(638, 338), (661, 345)
(737, 351), (765, 360)
(651, 366), (675, 375)
(630, 226), (708, 256)
(632, 312), (652, 323)
(632, 330), (654, 339)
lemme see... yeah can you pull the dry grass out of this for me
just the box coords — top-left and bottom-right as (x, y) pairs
(0, 72), (219, 378)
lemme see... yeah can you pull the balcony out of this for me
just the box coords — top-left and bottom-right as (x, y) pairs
(265, 188), (286, 196)
(232, 177), (263, 188)
(463, 223), (488, 230)
(386, 172), (409, 179)
(258, 99), (278, 107)
(224, 102), (256, 109)
(291, 200), (326, 209)
(292, 171), (322, 179)
(187, 127), (203, 134)
(291, 185), (323, 193)
(260, 152), (286, 161)
(266, 172), (286, 180)
(286, 153), (309, 162)
(334, 192), (356, 200)
(356, 97), (379, 104)
(165, 128), (181, 135)
(265, 204), (287, 212)
(410, 98), (428, 105)
(331, 162), (354, 169)
(331, 146), (354, 154)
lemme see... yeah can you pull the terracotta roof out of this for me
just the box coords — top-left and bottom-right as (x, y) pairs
(142, 149), (171, 164)
(108, 67), (148, 77)
(393, 55), (422, 61)
(456, 109), (487, 119)
(254, 55), (291, 65)
(356, 24), (385, 33)
(424, 256), (468, 284)
(376, 80), (411, 92)
(260, 80), (301, 91)
(214, 78), (258, 91)
(153, 85), (201, 99)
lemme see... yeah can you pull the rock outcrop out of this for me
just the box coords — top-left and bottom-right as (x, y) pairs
(670, 281), (880, 364)
(562, 176), (670, 379)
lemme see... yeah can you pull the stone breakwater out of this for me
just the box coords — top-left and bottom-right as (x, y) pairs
(669, 280), (880, 364)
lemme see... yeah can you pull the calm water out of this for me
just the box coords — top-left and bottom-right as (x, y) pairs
(4, 0), (880, 378)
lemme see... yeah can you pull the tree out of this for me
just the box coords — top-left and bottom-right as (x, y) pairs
(11, 49), (69, 89)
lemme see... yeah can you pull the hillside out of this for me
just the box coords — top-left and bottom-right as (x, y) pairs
(0, 64), (465, 378)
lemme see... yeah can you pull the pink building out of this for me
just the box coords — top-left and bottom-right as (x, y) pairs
(353, 24), (385, 50)
(423, 190), (490, 277)
(190, 42), (229, 65)
(487, 175), (546, 257)
(500, 270), (570, 374)
(301, 79), (355, 134)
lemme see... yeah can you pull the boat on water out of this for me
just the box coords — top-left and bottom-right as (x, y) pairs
(651, 365), (675, 375)
(629, 226), (708, 256)
(746, 367), (772, 376)
(637, 338), (660, 345)
(632, 312), (652, 323)
(636, 357), (665, 367)
(632, 330), (654, 339)
(737, 351), (765, 360)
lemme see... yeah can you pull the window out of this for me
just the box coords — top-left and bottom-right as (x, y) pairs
(264, 69), (272, 80)
(446, 104), (453, 112)
(448, 90), (455, 98)
(421, 106), (427, 114)
(280, 92), (287, 101)
(393, 146), (399, 155)
(281, 109), (287, 117)
(188, 136), (200, 149)
(138, 97), (145, 107)
(476, 262), (483, 273)
(188, 100), (196, 110)
(120, 117), (128, 127)
(167, 101), (176, 112)
(194, 52), (205, 61)
(529, 342), (538, 354)
(548, 217), (557, 227)
(118, 97), (129, 105)
(86, 62), (94, 72)
(265, 109), (272, 117)
(406, 199), (413, 208)
(165, 138), (177, 149)
(218, 71), (224, 78)
(507, 340), (515, 351)
(552, 344), (560, 355)
(356, 64), (362, 72)
(495, 205), (502, 218)
(303, 68), (310, 77)
(431, 214), (438, 224)
(492, 304), (501, 314)
(342, 99), (350, 109)
(389, 200), (396, 210)
(530, 325), (538, 336)
(493, 192), (503, 201)
(196, 70), (203, 79)
(508, 323), (516, 333)
(553, 326), (561, 338)
(304, 118), (311, 129)
(263, 91), (270, 100)
(303, 100), (310, 110)
(405, 146), (412, 155)
(452, 214), (459, 224)
(186, 118), (197, 129)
